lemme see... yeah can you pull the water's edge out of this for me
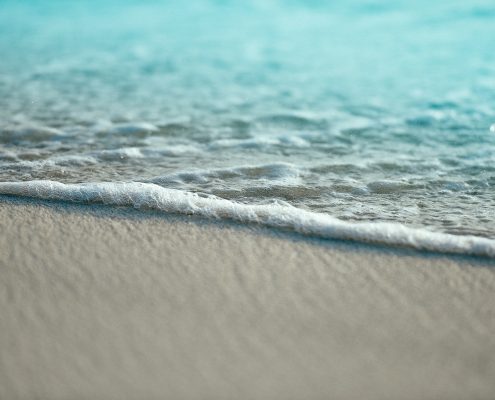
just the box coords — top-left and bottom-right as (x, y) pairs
(1, 180), (494, 258)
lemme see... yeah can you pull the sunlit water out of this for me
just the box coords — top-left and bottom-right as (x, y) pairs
(1, 0), (495, 243)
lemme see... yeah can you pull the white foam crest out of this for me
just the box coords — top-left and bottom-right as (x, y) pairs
(93, 148), (144, 161)
(6, 154), (98, 168)
(1, 180), (494, 258)
(92, 144), (200, 161)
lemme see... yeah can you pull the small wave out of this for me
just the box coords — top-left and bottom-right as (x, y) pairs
(254, 114), (327, 130)
(150, 162), (302, 185)
(209, 135), (310, 150)
(91, 144), (201, 161)
(366, 180), (412, 194)
(0, 126), (66, 143)
(0, 180), (494, 257)
(96, 122), (159, 136)
(0, 150), (19, 161)
(51, 154), (98, 167)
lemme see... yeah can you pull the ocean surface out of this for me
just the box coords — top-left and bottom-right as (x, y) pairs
(1, 0), (495, 255)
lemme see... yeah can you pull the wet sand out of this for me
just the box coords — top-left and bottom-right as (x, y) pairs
(1, 197), (495, 400)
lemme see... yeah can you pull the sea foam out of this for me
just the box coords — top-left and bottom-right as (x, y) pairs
(0, 180), (494, 258)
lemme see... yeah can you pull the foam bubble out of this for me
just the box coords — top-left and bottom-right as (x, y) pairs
(1, 180), (494, 258)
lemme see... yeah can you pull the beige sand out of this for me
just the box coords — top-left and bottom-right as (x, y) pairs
(1, 197), (495, 400)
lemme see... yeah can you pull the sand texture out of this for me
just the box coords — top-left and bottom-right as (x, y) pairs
(1, 197), (495, 400)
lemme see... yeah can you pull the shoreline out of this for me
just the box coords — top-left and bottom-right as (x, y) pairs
(1, 180), (495, 258)
(1, 196), (495, 399)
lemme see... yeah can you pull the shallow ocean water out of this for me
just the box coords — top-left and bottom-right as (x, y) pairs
(1, 0), (495, 247)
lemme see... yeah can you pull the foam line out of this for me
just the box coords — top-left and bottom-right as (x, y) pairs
(1, 180), (494, 257)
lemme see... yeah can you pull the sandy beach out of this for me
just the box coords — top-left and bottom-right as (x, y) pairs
(1, 196), (495, 400)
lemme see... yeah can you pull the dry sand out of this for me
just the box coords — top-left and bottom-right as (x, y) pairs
(1, 196), (495, 400)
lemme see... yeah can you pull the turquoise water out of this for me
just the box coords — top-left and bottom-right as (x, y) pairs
(1, 0), (495, 249)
